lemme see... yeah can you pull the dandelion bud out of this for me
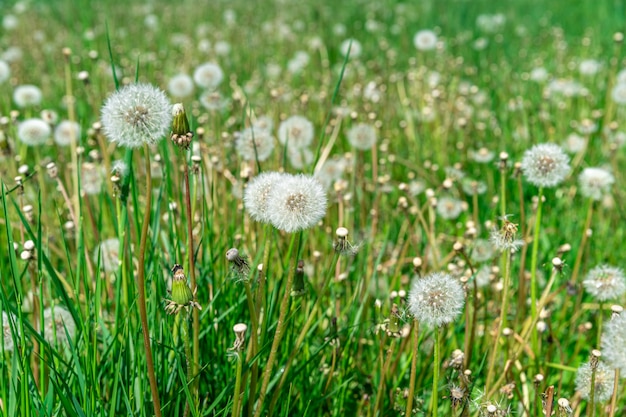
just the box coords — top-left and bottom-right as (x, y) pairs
(291, 260), (307, 297)
(171, 103), (193, 149)
(165, 264), (201, 315)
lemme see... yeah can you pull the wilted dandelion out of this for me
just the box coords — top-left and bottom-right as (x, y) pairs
(13, 84), (42, 107)
(521, 143), (570, 188)
(101, 83), (172, 148)
(266, 174), (327, 233)
(489, 217), (524, 253)
(407, 272), (465, 327)
(54, 120), (80, 147)
(43, 306), (76, 347)
(17, 118), (50, 146)
(167, 73), (195, 98)
(243, 171), (285, 223)
(193, 62), (224, 89)
(278, 115), (314, 149)
(235, 126), (275, 162)
(575, 360), (614, 402)
(347, 123), (377, 150)
(601, 312), (626, 373)
(578, 167), (614, 201)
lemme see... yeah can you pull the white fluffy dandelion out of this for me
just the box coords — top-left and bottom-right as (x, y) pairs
(601, 313), (626, 374)
(17, 118), (50, 146)
(575, 361), (615, 402)
(101, 83), (172, 148)
(408, 272), (465, 327)
(347, 123), (377, 150)
(436, 196), (464, 220)
(611, 82), (626, 105)
(167, 73), (195, 98)
(287, 147), (314, 169)
(521, 143), (570, 188)
(193, 62), (224, 89)
(582, 265), (625, 302)
(235, 126), (275, 161)
(413, 30), (438, 51)
(81, 162), (104, 195)
(278, 115), (314, 149)
(43, 306), (76, 347)
(243, 171), (285, 223)
(340, 38), (362, 58)
(266, 174), (327, 233)
(578, 167), (615, 201)
(315, 157), (347, 189)
(54, 120), (81, 147)
(13, 84), (42, 107)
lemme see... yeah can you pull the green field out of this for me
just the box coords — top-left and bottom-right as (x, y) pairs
(1, 0), (626, 416)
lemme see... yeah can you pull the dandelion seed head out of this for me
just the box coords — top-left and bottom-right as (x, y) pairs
(167, 73), (194, 98)
(43, 306), (76, 347)
(347, 123), (377, 150)
(101, 83), (172, 148)
(235, 126), (275, 162)
(13, 84), (42, 107)
(601, 312), (626, 373)
(2, 311), (18, 353)
(611, 82), (626, 105)
(583, 265), (625, 301)
(54, 120), (80, 147)
(578, 167), (615, 201)
(436, 196), (464, 220)
(17, 118), (50, 146)
(408, 272), (465, 327)
(243, 171), (285, 223)
(413, 30), (438, 51)
(94, 238), (120, 273)
(193, 62), (224, 89)
(267, 174), (327, 233)
(521, 143), (570, 188)
(278, 115), (314, 149)
(575, 360), (615, 402)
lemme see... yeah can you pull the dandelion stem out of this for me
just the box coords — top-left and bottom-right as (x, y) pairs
(232, 352), (244, 417)
(373, 338), (396, 415)
(137, 144), (162, 417)
(182, 150), (199, 409)
(530, 187), (544, 358)
(254, 231), (301, 417)
(406, 320), (419, 417)
(609, 369), (619, 417)
(485, 251), (512, 395)
(588, 366), (597, 417)
(432, 326), (441, 417)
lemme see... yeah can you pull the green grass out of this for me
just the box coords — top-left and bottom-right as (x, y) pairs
(1, 0), (626, 416)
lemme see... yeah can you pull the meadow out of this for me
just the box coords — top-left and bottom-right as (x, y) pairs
(1, 0), (626, 416)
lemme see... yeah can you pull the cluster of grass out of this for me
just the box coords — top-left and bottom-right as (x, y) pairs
(1, 0), (626, 416)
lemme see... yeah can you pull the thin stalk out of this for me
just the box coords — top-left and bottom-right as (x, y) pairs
(181, 314), (193, 417)
(485, 251), (512, 394)
(572, 199), (593, 283)
(182, 153), (199, 407)
(406, 321), (420, 416)
(138, 144), (162, 417)
(253, 232), (301, 417)
(373, 338), (396, 415)
(529, 188), (544, 357)
(596, 303), (603, 348)
(588, 366), (597, 417)
(432, 326), (441, 417)
(609, 370), (619, 417)
(232, 352), (244, 417)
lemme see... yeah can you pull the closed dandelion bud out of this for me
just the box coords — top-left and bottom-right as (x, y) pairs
(165, 264), (202, 315)
(170, 103), (193, 149)
(291, 260), (307, 297)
